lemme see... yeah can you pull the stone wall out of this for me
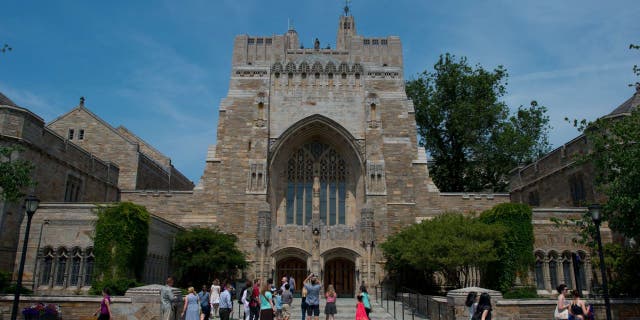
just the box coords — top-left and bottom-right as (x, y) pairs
(47, 105), (193, 191)
(12, 203), (183, 294)
(0, 285), (184, 320)
(1, 104), (119, 272)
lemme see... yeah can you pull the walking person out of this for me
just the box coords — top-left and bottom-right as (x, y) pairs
(260, 282), (276, 320)
(200, 285), (212, 320)
(94, 287), (112, 320)
(219, 282), (233, 320)
(355, 294), (367, 320)
(288, 275), (296, 295)
(472, 292), (492, 320)
(303, 274), (322, 320)
(182, 287), (201, 320)
(211, 279), (221, 319)
(359, 287), (371, 320)
(324, 285), (337, 320)
(250, 279), (261, 320)
(161, 276), (178, 320)
(465, 292), (478, 320)
(568, 290), (588, 320)
(241, 280), (253, 320)
(281, 284), (293, 320)
(554, 284), (569, 320)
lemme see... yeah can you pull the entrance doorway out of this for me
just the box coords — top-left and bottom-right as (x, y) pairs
(276, 257), (307, 292)
(324, 258), (355, 297)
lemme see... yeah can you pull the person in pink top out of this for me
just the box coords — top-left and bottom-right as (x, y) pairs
(94, 288), (112, 319)
(324, 284), (337, 320)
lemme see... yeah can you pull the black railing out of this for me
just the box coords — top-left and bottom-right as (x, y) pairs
(375, 285), (445, 320)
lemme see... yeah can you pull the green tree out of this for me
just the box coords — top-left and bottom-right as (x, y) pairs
(479, 203), (535, 293)
(406, 53), (551, 192)
(381, 212), (504, 289)
(91, 202), (150, 294)
(0, 145), (35, 203)
(171, 228), (247, 287)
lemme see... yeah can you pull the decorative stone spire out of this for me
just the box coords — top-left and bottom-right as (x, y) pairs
(79, 96), (85, 107)
(344, 0), (351, 16)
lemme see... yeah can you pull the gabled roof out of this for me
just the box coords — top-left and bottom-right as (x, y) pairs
(0, 91), (19, 108)
(46, 101), (139, 147)
(607, 85), (640, 117)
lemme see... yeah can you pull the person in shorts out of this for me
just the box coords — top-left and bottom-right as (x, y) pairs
(303, 273), (322, 320)
(281, 284), (293, 320)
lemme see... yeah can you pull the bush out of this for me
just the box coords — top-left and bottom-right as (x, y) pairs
(90, 277), (141, 296)
(503, 286), (538, 299)
(0, 270), (10, 293)
(5, 284), (34, 294)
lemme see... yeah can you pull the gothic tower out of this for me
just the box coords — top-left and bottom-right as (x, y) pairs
(190, 8), (439, 295)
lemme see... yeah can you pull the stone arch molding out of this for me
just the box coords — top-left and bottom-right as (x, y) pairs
(269, 114), (364, 168)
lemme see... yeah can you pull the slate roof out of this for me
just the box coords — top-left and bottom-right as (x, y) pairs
(607, 85), (640, 117)
(0, 91), (19, 108)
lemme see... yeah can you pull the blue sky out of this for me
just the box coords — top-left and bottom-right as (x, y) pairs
(1, 1), (638, 183)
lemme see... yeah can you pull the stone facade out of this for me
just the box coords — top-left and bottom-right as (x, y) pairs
(12, 203), (182, 295)
(510, 89), (640, 207)
(46, 100), (194, 191)
(0, 96), (119, 271)
(120, 11), (506, 296)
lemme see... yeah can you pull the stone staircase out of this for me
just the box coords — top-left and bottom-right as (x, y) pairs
(283, 297), (422, 320)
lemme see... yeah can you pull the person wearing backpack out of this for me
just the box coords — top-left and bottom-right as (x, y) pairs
(199, 285), (212, 320)
(249, 279), (261, 320)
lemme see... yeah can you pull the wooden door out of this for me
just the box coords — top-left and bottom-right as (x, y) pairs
(324, 258), (354, 297)
(276, 257), (307, 292)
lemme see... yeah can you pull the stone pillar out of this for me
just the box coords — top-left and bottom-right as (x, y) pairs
(360, 207), (374, 284)
(124, 284), (183, 319)
(447, 287), (503, 320)
(257, 210), (271, 279)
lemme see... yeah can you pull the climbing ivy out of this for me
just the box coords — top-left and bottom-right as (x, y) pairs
(91, 202), (149, 294)
(479, 203), (534, 293)
(0, 145), (35, 203)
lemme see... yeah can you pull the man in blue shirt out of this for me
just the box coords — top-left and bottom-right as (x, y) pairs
(219, 282), (233, 320)
(199, 285), (211, 320)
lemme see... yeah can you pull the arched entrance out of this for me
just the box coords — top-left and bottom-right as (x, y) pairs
(276, 257), (307, 292)
(324, 258), (355, 297)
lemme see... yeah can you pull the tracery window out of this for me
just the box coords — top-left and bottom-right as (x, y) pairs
(70, 248), (82, 287)
(535, 252), (545, 289)
(55, 248), (68, 286)
(549, 252), (559, 289)
(286, 142), (348, 226)
(40, 248), (54, 286)
(84, 249), (94, 286)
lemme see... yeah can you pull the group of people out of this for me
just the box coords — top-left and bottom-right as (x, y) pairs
(159, 274), (376, 320)
(554, 284), (594, 320)
(464, 292), (493, 320)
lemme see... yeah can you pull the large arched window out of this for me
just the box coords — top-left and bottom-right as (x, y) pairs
(286, 141), (348, 226)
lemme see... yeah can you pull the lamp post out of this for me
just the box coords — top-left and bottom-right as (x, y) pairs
(589, 203), (612, 320)
(11, 195), (40, 320)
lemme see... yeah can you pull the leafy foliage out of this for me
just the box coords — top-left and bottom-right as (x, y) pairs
(381, 212), (504, 289)
(92, 202), (150, 294)
(171, 228), (248, 287)
(601, 243), (640, 297)
(0, 270), (10, 293)
(0, 145), (35, 203)
(502, 286), (538, 299)
(406, 53), (550, 192)
(89, 277), (142, 296)
(479, 203), (534, 292)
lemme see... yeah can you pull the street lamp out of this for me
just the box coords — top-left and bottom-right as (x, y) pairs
(589, 203), (612, 320)
(11, 195), (40, 320)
